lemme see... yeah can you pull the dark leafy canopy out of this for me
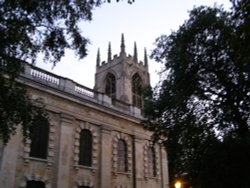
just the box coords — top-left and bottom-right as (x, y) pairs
(0, 0), (134, 144)
(0, 0), (135, 66)
(0, 0), (101, 66)
(144, 1), (250, 187)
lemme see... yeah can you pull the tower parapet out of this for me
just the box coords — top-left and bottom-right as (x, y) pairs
(95, 34), (150, 107)
(96, 34), (149, 70)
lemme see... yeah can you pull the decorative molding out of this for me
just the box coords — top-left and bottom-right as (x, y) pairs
(74, 122), (99, 172)
(60, 113), (75, 124)
(143, 141), (160, 179)
(101, 123), (113, 132)
(23, 115), (55, 166)
(112, 133), (132, 176)
(114, 184), (129, 188)
(19, 168), (51, 188)
(74, 176), (94, 188)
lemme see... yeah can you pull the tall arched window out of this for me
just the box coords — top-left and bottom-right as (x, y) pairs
(105, 73), (116, 98)
(26, 180), (45, 188)
(117, 139), (128, 172)
(79, 129), (92, 166)
(148, 147), (156, 177)
(30, 116), (49, 159)
(132, 73), (143, 108)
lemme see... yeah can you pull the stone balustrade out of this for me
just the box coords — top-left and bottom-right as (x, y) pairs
(21, 63), (142, 118)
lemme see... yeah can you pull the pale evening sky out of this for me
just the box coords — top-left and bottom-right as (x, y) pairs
(37, 0), (231, 88)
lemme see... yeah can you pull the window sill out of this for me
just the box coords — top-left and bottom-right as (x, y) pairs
(74, 165), (97, 173)
(24, 156), (53, 166)
(113, 171), (132, 178)
(144, 175), (159, 181)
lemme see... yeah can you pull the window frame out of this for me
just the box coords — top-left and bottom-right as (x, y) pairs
(79, 129), (92, 167)
(117, 139), (128, 172)
(105, 73), (116, 98)
(29, 116), (49, 159)
(147, 146), (157, 177)
(132, 73), (143, 108)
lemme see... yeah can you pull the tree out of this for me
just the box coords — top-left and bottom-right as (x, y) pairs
(196, 136), (250, 188)
(0, 0), (134, 144)
(144, 1), (249, 187)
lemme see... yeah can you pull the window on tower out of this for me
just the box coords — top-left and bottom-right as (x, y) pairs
(105, 73), (116, 99)
(132, 73), (143, 108)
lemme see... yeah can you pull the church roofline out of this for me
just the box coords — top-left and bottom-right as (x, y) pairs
(19, 62), (144, 120)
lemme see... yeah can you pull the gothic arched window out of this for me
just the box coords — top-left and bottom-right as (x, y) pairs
(79, 129), (92, 166)
(105, 73), (116, 98)
(132, 73), (143, 108)
(117, 139), (128, 172)
(30, 116), (49, 159)
(148, 147), (157, 177)
(26, 180), (45, 188)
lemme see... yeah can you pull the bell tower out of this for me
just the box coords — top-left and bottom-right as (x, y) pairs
(94, 34), (150, 108)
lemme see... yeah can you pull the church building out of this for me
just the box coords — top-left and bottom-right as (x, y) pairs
(0, 34), (169, 188)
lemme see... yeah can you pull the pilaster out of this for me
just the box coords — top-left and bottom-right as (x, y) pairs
(134, 136), (144, 188)
(56, 113), (75, 188)
(160, 146), (170, 188)
(100, 125), (113, 188)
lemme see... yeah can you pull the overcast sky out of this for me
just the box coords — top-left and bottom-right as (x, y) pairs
(37, 0), (232, 88)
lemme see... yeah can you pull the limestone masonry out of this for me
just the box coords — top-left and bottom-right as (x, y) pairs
(0, 34), (169, 188)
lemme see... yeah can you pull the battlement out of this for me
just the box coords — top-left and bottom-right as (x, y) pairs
(96, 34), (148, 71)
(96, 53), (147, 72)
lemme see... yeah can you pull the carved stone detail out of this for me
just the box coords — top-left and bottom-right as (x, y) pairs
(74, 122), (99, 170)
(19, 168), (51, 188)
(112, 133), (132, 175)
(23, 114), (55, 166)
(143, 141), (160, 178)
(74, 176), (94, 188)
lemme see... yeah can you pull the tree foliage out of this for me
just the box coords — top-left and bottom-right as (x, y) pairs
(0, 0), (134, 144)
(144, 1), (250, 187)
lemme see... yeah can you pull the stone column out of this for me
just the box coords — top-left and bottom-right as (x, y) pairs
(160, 146), (170, 188)
(56, 113), (74, 188)
(100, 125), (113, 188)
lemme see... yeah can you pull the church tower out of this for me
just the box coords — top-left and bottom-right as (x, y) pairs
(94, 34), (150, 108)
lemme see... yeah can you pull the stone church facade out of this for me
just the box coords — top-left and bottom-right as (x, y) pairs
(0, 35), (169, 188)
